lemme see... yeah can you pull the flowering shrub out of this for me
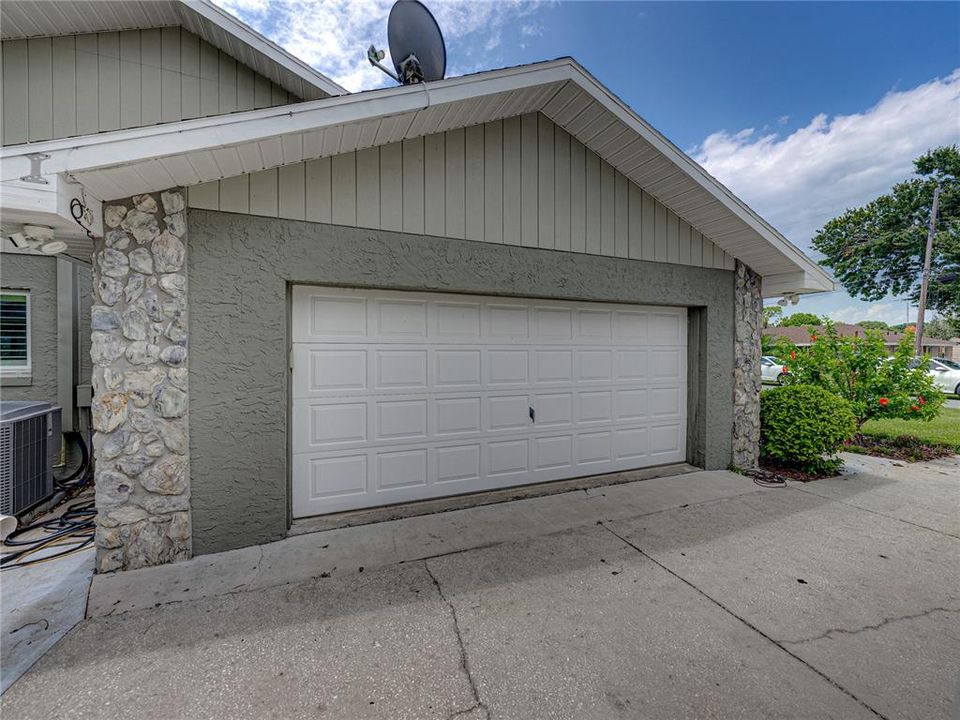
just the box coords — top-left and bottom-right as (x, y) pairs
(760, 385), (856, 474)
(774, 321), (944, 430)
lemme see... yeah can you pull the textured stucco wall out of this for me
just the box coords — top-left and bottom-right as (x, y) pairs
(188, 209), (737, 555)
(0, 254), (58, 403)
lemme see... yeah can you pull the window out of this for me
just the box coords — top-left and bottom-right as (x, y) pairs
(0, 291), (30, 375)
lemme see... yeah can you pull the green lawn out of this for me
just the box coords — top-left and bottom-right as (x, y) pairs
(860, 407), (960, 452)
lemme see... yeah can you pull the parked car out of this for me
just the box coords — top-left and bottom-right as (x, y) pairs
(908, 357), (960, 395)
(760, 356), (789, 384)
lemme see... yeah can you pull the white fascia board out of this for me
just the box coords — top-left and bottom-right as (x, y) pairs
(181, 0), (347, 97)
(0, 178), (102, 240)
(0, 61), (572, 182)
(560, 61), (835, 291)
(761, 270), (836, 298)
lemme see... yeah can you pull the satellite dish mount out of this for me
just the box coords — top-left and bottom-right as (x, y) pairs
(367, 0), (446, 86)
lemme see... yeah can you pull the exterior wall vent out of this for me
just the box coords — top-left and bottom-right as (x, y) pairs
(0, 401), (61, 516)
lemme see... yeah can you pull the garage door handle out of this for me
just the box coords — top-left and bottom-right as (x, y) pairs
(529, 406), (535, 423)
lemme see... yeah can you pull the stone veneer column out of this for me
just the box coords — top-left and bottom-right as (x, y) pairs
(732, 260), (762, 469)
(90, 189), (190, 572)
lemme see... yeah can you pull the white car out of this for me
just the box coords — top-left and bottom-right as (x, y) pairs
(760, 356), (789, 384)
(923, 358), (960, 396)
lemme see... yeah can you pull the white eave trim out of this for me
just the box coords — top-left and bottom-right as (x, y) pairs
(0, 58), (832, 291)
(184, 0), (346, 97)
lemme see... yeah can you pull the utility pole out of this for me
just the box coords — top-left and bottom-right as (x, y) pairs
(914, 184), (941, 356)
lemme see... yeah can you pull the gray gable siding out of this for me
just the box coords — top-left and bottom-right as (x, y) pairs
(1, 27), (298, 146)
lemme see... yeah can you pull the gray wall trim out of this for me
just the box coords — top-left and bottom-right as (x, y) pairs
(188, 209), (737, 555)
(57, 258), (76, 431)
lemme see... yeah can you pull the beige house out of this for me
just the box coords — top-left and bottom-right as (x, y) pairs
(763, 323), (958, 360)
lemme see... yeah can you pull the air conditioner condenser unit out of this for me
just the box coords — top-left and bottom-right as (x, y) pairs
(0, 401), (61, 516)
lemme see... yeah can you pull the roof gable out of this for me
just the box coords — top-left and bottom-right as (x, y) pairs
(0, 0), (344, 99)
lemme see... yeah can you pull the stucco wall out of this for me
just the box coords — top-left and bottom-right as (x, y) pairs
(0, 254), (58, 403)
(187, 209), (736, 555)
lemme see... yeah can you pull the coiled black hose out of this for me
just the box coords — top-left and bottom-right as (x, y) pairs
(54, 430), (92, 490)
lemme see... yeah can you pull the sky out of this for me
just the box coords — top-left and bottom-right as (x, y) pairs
(214, 0), (960, 325)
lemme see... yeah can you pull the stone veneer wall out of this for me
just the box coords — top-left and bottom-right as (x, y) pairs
(732, 260), (763, 469)
(90, 189), (191, 572)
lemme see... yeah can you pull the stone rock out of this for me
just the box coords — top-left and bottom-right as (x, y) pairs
(128, 409), (153, 432)
(167, 367), (188, 390)
(99, 431), (128, 460)
(96, 524), (128, 550)
(155, 386), (188, 418)
(162, 297), (185, 319)
(142, 433), (166, 458)
(97, 470), (131, 507)
(144, 288), (163, 321)
(161, 190), (185, 214)
(158, 421), (187, 454)
(98, 276), (124, 306)
(124, 367), (165, 407)
(91, 305), (121, 331)
(124, 273), (146, 303)
(139, 493), (190, 516)
(92, 367), (124, 393)
(99, 248), (130, 278)
(164, 212), (186, 237)
(158, 273), (186, 297)
(152, 232), (185, 272)
(98, 504), (148, 528)
(133, 194), (158, 213)
(167, 512), (191, 542)
(141, 457), (187, 495)
(91, 332), (125, 365)
(128, 247), (154, 274)
(116, 453), (154, 477)
(125, 341), (160, 365)
(165, 318), (187, 343)
(92, 391), (128, 433)
(104, 205), (128, 228)
(121, 209), (160, 245)
(121, 306), (149, 341)
(105, 229), (131, 250)
(160, 345), (187, 366)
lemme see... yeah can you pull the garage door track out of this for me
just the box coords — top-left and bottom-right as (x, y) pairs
(3, 453), (958, 719)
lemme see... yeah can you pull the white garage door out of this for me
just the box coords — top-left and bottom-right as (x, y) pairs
(291, 286), (687, 518)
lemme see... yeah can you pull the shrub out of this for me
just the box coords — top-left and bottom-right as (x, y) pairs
(760, 384), (857, 474)
(774, 321), (944, 429)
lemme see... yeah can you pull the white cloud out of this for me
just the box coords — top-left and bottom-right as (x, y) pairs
(212, 0), (544, 92)
(692, 70), (960, 251)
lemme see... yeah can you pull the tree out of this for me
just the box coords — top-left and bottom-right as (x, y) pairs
(856, 320), (890, 331)
(813, 145), (960, 316)
(924, 314), (960, 340)
(775, 322), (944, 430)
(762, 306), (783, 328)
(779, 312), (822, 327)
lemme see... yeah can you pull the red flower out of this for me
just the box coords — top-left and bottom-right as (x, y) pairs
(810, 334), (817, 342)
(782, 366), (789, 374)
(790, 350), (797, 360)
(879, 397), (889, 406)
(918, 396), (926, 405)
(911, 405), (920, 412)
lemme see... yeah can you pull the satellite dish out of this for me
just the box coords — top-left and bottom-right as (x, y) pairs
(368, 0), (446, 85)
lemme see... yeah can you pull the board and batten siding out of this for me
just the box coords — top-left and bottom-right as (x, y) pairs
(187, 113), (736, 271)
(1, 28), (297, 146)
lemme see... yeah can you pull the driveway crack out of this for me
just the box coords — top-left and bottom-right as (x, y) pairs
(424, 561), (490, 720)
(598, 521), (889, 720)
(780, 607), (960, 645)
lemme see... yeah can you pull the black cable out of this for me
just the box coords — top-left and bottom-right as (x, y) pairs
(1, 499), (96, 570)
(54, 431), (91, 490)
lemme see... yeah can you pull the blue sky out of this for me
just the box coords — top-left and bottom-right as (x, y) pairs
(216, 0), (959, 325)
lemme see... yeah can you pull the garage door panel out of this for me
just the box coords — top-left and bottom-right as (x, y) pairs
(292, 286), (686, 518)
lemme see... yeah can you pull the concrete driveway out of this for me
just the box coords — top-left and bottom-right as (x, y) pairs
(3, 454), (958, 720)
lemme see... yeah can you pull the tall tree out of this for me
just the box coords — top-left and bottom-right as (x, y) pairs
(779, 312), (822, 327)
(762, 306), (783, 328)
(813, 145), (960, 316)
